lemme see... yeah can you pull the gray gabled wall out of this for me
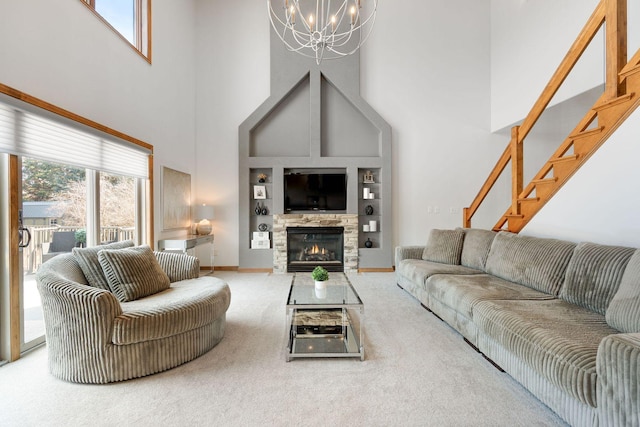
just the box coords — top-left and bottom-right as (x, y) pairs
(238, 28), (392, 270)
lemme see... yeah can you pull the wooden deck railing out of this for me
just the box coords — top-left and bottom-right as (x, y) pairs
(23, 225), (135, 273)
(464, 0), (628, 230)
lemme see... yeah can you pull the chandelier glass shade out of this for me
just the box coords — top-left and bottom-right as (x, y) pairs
(267, 0), (378, 64)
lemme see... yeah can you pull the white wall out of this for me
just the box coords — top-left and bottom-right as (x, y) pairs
(194, 0), (270, 267)
(194, 0), (507, 266)
(491, 0), (603, 131)
(0, 0), (198, 243)
(360, 0), (507, 244)
(522, 107), (640, 247)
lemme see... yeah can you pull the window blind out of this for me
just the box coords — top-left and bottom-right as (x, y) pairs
(0, 101), (150, 179)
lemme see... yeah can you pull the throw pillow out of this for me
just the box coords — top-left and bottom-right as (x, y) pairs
(72, 240), (135, 289)
(98, 245), (170, 302)
(606, 249), (640, 333)
(459, 228), (497, 271)
(422, 229), (465, 265)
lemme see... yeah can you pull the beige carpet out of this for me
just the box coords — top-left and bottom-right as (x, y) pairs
(0, 272), (566, 426)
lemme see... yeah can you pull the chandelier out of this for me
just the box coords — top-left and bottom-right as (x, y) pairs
(267, 0), (378, 65)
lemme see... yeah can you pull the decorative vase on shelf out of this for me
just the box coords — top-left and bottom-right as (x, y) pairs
(261, 205), (268, 215)
(255, 203), (261, 215)
(365, 205), (374, 215)
(365, 238), (373, 248)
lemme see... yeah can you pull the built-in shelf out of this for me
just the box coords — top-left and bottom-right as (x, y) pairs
(250, 168), (273, 250)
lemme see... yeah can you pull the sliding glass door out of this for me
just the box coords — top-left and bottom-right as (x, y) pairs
(20, 157), (88, 350)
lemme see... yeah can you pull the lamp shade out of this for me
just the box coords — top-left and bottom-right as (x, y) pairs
(194, 204), (214, 221)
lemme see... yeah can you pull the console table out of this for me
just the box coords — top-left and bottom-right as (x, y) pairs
(158, 234), (214, 272)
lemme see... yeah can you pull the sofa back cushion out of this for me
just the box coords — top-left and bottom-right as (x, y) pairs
(98, 245), (170, 302)
(460, 228), (497, 270)
(484, 232), (576, 295)
(422, 229), (465, 265)
(605, 249), (640, 332)
(559, 242), (635, 315)
(72, 240), (135, 290)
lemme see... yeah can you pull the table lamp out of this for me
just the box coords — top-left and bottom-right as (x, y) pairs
(194, 204), (214, 235)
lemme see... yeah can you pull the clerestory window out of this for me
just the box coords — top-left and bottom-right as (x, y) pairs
(81, 0), (151, 62)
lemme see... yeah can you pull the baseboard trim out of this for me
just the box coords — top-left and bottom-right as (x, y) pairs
(200, 266), (239, 272)
(236, 268), (274, 273)
(358, 267), (395, 273)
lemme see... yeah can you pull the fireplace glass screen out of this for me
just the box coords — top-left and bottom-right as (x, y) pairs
(287, 227), (344, 272)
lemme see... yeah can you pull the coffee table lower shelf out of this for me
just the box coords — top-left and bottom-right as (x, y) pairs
(286, 308), (364, 362)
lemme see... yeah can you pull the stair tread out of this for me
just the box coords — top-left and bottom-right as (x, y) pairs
(570, 126), (604, 139)
(550, 154), (579, 163)
(517, 197), (540, 202)
(532, 177), (558, 184)
(593, 93), (634, 111)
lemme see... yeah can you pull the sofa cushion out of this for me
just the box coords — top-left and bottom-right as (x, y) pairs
(72, 240), (135, 290)
(606, 249), (640, 332)
(474, 298), (619, 408)
(484, 232), (576, 295)
(422, 229), (465, 264)
(427, 273), (554, 320)
(560, 242), (635, 315)
(113, 277), (231, 345)
(98, 245), (170, 302)
(460, 228), (497, 271)
(396, 259), (482, 291)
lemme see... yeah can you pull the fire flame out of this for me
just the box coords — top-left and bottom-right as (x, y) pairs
(309, 244), (326, 255)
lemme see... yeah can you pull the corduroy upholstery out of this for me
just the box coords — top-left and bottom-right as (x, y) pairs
(395, 245), (482, 308)
(596, 333), (640, 426)
(72, 240), (135, 290)
(459, 228), (497, 270)
(36, 252), (231, 384)
(484, 232), (576, 295)
(421, 228), (465, 264)
(154, 250), (200, 282)
(396, 229), (640, 426)
(606, 249), (640, 333)
(98, 245), (170, 302)
(559, 242), (635, 315)
(474, 298), (618, 407)
(427, 273), (555, 321)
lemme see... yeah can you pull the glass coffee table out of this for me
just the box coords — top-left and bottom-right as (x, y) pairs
(285, 273), (364, 361)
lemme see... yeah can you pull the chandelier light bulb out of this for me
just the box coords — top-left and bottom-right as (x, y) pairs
(268, 0), (378, 64)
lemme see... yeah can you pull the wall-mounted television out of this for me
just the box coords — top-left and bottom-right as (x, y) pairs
(284, 173), (347, 212)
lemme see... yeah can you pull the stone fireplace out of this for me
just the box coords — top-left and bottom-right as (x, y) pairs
(273, 214), (358, 273)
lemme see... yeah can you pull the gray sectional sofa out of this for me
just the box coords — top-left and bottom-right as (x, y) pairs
(396, 229), (640, 427)
(36, 244), (231, 384)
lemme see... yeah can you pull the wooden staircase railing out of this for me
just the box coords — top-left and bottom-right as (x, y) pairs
(463, 0), (640, 233)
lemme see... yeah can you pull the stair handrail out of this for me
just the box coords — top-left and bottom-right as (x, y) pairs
(464, 0), (626, 229)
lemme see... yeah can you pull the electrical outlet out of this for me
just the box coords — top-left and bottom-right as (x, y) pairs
(434, 206), (440, 214)
(427, 206), (433, 214)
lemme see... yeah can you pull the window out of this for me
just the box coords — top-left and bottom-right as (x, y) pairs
(81, 0), (151, 61)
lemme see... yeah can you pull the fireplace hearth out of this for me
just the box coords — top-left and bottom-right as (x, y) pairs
(287, 227), (344, 272)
